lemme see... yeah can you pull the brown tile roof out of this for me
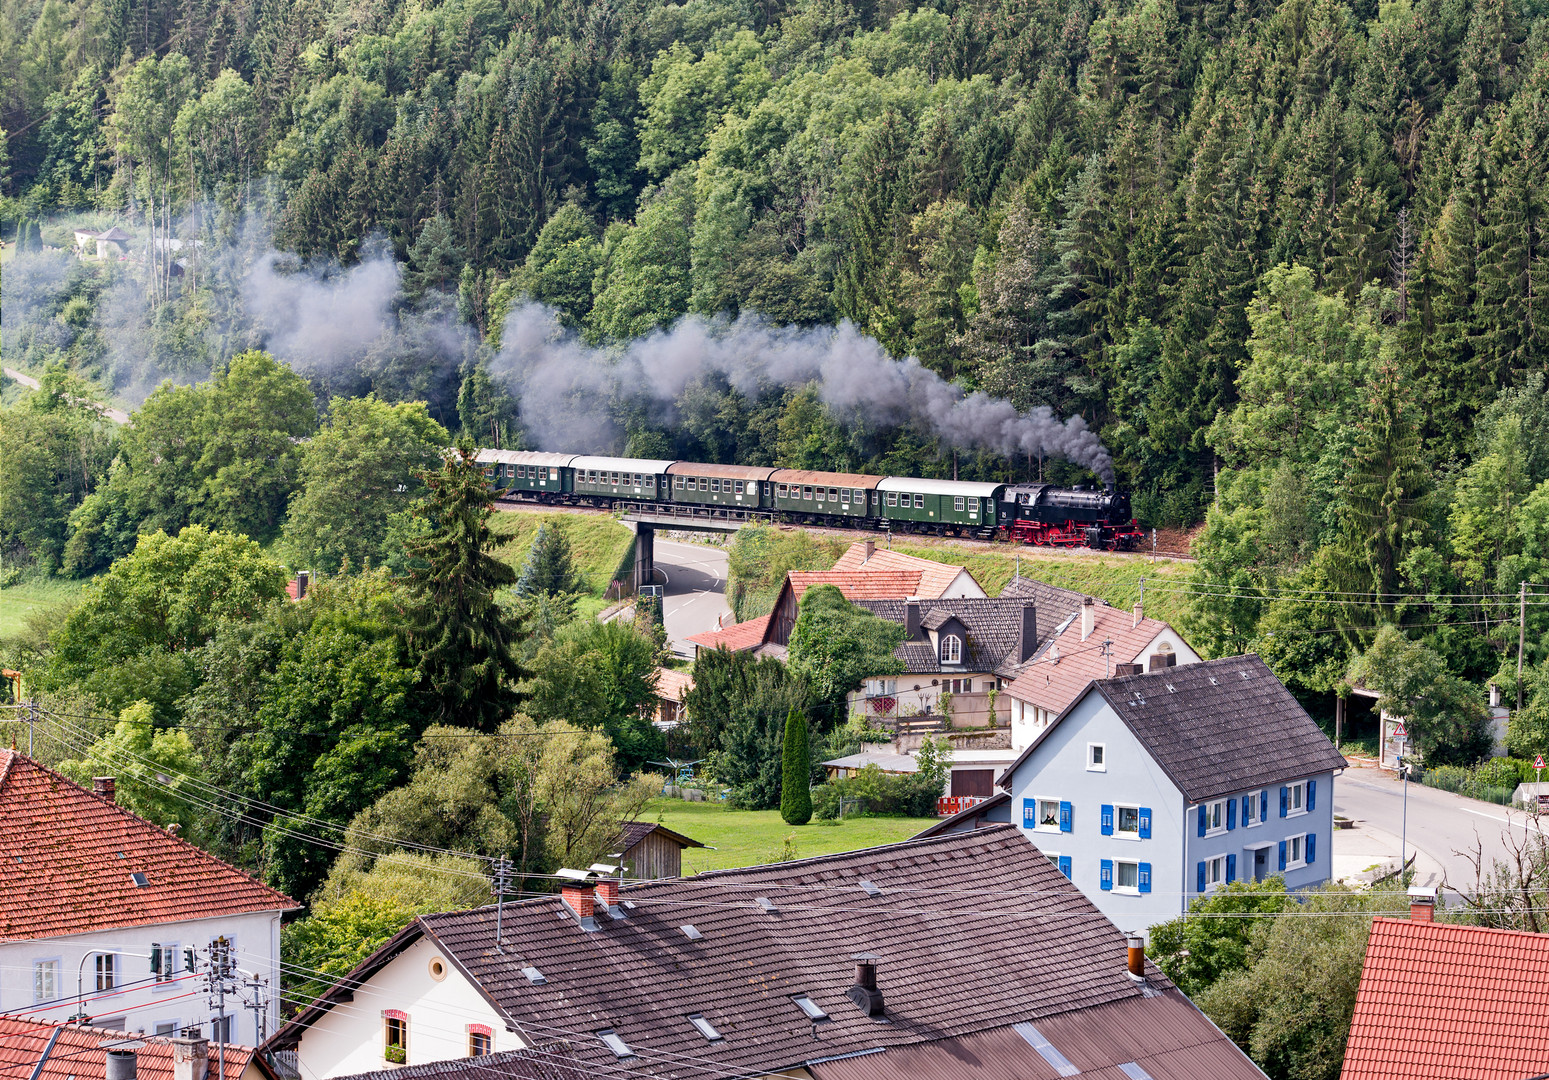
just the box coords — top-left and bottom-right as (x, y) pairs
(0, 752), (296, 939)
(998, 575), (1093, 622)
(270, 827), (1181, 1080)
(1004, 605), (1177, 714)
(0, 1019), (256, 1080)
(685, 614), (771, 653)
(333, 1045), (588, 1080)
(788, 570), (924, 602)
(664, 463), (779, 481)
(998, 656), (1347, 801)
(652, 667), (694, 702)
(855, 599), (1035, 673)
(830, 543), (979, 599)
(807, 991), (1266, 1079)
(613, 821), (705, 852)
(1341, 918), (1549, 1080)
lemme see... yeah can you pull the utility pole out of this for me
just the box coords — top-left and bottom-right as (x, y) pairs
(1519, 581), (1528, 714)
(491, 859), (513, 953)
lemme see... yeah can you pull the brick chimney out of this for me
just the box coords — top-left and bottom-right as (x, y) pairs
(170, 1036), (207, 1080)
(557, 869), (598, 930)
(1132, 601), (1143, 629)
(847, 954), (884, 1016)
(1408, 886), (1436, 922)
(1017, 603), (1038, 664)
(863, 539), (875, 563)
(904, 600), (921, 640)
(1126, 933), (1146, 981)
(94, 777), (116, 803)
(590, 863), (621, 914)
(1080, 597), (1095, 642)
(1114, 663), (1143, 677)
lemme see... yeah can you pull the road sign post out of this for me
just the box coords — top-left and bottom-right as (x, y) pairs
(1394, 722), (1410, 885)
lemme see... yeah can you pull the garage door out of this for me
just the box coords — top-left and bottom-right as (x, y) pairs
(950, 769), (994, 797)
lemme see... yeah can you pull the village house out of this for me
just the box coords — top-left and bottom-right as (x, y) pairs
(971, 655), (1345, 935)
(1340, 888), (1549, 1080)
(611, 821), (703, 879)
(0, 1018), (263, 1080)
(0, 752), (295, 1044)
(262, 827), (1266, 1080)
(649, 666), (693, 729)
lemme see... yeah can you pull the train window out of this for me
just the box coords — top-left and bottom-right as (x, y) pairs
(840, 490), (849, 504)
(803, 486), (813, 500)
(886, 492), (898, 507)
(734, 481), (744, 495)
(697, 477), (707, 491)
(776, 484), (788, 497)
(855, 489), (866, 504)
(914, 493), (925, 509)
(954, 496), (965, 512)
(828, 487), (838, 501)
(815, 488), (824, 503)
(551, 468), (559, 481)
(675, 476), (684, 489)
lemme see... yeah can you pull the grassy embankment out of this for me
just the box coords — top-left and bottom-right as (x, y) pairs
(488, 511), (635, 620)
(642, 797), (937, 874)
(725, 523), (1195, 626)
(0, 576), (85, 638)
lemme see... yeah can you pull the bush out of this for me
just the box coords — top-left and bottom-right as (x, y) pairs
(809, 764), (941, 818)
(1418, 761), (1517, 805)
(813, 784), (841, 820)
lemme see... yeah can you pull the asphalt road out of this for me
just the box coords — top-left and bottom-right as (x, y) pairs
(1334, 764), (1543, 897)
(651, 538), (733, 656)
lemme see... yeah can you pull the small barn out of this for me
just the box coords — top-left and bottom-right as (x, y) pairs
(614, 820), (704, 879)
(92, 227), (131, 257)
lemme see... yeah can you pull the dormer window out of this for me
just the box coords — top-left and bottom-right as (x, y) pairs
(940, 635), (962, 665)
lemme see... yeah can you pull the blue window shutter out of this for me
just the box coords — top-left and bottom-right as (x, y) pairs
(1196, 861), (1206, 893)
(1261, 790), (1269, 822)
(1059, 801), (1073, 833)
(1242, 795), (1251, 823)
(1139, 863), (1151, 893)
(1226, 798), (1236, 830)
(1197, 804), (1207, 837)
(1280, 787), (1289, 818)
(1306, 832), (1316, 864)
(1308, 779), (1317, 811)
(1100, 860), (1114, 890)
(1226, 853), (1236, 883)
(1022, 798), (1036, 829)
(1101, 805), (1114, 836)
(1058, 855), (1072, 879)
(1138, 808), (1152, 839)
(1278, 840), (1288, 871)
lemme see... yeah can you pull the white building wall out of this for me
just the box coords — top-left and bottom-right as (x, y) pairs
(939, 571), (987, 599)
(0, 910), (283, 1045)
(291, 936), (518, 1080)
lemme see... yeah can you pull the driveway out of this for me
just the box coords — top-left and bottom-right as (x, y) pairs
(651, 538), (733, 657)
(1334, 764), (1543, 900)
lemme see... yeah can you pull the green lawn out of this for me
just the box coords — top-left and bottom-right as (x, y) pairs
(489, 510), (634, 604)
(0, 576), (85, 637)
(642, 797), (938, 874)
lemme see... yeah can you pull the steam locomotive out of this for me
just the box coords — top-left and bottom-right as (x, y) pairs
(477, 450), (1144, 550)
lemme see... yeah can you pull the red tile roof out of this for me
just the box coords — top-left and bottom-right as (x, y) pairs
(1341, 918), (1549, 1080)
(830, 543), (980, 598)
(0, 752), (296, 939)
(788, 570), (924, 602)
(0, 1019), (256, 1080)
(651, 667), (694, 702)
(1004, 605), (1176, 715)
(685, 614), (771, 653)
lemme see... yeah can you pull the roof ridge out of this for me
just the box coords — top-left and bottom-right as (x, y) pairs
(0, 749), (15, 792)
(1372, 916), (1549, 941)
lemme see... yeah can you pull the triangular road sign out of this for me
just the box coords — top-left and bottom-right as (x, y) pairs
(1536, 755), (1545, 771)
(1392, 723), (1408, 740)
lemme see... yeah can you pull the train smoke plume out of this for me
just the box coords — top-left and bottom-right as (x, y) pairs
(492, 304), (1115, 481)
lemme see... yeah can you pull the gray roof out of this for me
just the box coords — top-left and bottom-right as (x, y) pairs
(857, 598), (1034, 673)
(998, 575), (1094, 623)
(333, 1046), (588, 1080)
(998, 655), (1347, 801)
(271, 827), (1178, 1080)
(874, 476), (1002, 497)
(614, 820), (705, 851)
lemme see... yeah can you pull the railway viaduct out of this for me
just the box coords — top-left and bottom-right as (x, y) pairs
(621, 508), (764, 590)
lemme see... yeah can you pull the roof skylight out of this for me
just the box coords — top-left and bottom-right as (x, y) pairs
(680, 924), (703, 940)
(521, 967), (546, 985)
(687, 1015), (722, 1042)
(792, 995), (828, 1021)
(859, 880), (882, 898)
(1118, 1064), (1157, 1080)
(1013, 1022), (1078, 1077)
(598, 1030), (633, 1059)
(755, 897), (778, 913)
(129, 872), (149, 887)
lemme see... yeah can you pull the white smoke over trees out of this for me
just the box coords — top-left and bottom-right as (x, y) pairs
(491, 302), (1116, 481)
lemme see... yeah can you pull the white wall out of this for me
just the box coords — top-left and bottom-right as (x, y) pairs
(940, 570), (987, 599)
(1129, 627), (1201, 667)
(291, 936), (518, 1080)
(0, 910), (282, 1045)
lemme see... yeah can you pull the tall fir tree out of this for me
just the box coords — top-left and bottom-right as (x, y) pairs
(779, 709), (812, 827)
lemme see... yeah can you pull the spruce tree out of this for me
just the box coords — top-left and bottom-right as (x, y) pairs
(403, 443), (526, 730)
(780, 709), (812, 826)
(518, 523), (578, 597)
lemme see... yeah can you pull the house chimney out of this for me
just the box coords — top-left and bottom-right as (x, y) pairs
(863, 539), (875, 563)
(1490, 683), (1502, 708)
(1408, 886), (1437, 922)
(94, 777), (116, 803)
(905, 601), (921, 640)
(590, 863), (621, 914)
(1132, 601), (1143, 629)
(847, 954), (884, 1016)
(1148, 653), (1176, 671)
(106, 1049), (138, 1080)
(557, 869), (598, 930)
(1018, 603), (1038, 664)
(296, 570), (309, 599)
(1126, 934), (1146, 981)
(1081, 598), (1095, 642)
(1114, 663), (1143, 678)
(170, 1036), (207, 1080)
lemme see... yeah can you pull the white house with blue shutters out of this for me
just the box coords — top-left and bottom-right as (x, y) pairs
(993, 654), (1347, 936)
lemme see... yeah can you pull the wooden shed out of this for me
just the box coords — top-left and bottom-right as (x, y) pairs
(614, 821), (704, 880)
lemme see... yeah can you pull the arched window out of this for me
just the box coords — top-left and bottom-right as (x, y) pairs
(940, 635), (962, 665)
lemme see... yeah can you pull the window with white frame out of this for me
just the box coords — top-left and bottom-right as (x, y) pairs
(1114, 860), (1141, 893)
(95, 952), (116, 992)
(940, 635), (962, 664)
(1203, 855), (1226, 891)
(33, 959), (60, 1003)
(954, 496), (966, 511)
(1036, 799), (1061, 830)
(1244, 790), (1261, 826)
(1287, 781), (1307, 816)
(913, 493), (925, 508)
(840, 489), (850, 504)
(1286, 833), (1308, 869)
(1205, 799), (1227, 835)
(886, 491), (898, 506)
(776, 483), (787, 497)
(864, 679), (896, 697)
(1087, 743), (1106, 771)
(1115, 805), (1141, 839)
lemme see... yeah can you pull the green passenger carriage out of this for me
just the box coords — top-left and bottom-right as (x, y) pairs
(874, 477), (1003, 534)
(768, 470), (882, 522)
(664, 463), (777, 509)
(570, 455), (675, 503)
(476, 450), (576, 498)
